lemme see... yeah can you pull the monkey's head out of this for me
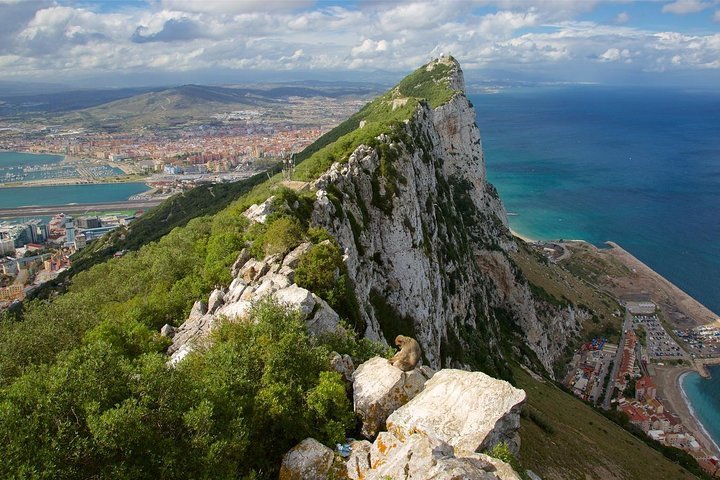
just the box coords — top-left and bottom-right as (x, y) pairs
(394, 335), (407, 347)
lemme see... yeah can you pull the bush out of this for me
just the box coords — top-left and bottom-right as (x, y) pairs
(260, 216), (304, 256)
(0, 299), (355, 479)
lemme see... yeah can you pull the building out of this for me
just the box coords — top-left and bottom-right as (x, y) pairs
(0, 284), (24, 301)
(0, 235), (14, 255)
(76, 216), (101, 229)
(636, 376), (658, 402)
(65, 220), (76, 247)
(73, 233), (87, 250)
(626, 301), (657, 315)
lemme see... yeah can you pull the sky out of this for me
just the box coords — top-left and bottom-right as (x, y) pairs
(1, 0), (719, 88)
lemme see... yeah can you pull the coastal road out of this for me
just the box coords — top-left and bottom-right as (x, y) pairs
(603, 311), (633, 409)
(0, 200), (164, 218)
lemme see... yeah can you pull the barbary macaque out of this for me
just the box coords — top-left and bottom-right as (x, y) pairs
(389, 335), (421, 371)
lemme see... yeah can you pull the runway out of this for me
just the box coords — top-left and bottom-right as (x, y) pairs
(0, 199), (163, 218)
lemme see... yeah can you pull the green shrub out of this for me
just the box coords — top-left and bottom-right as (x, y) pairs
(487, 442), (530, 480)
(261, 216), (304, 256)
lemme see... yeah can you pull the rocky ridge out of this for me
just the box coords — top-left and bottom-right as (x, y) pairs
(310, 57), (583, 374)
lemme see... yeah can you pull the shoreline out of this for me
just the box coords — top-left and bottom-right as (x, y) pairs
(510, 228), (536, 243)
(678, 370), (720, 456)
(654, 365), (720, 457)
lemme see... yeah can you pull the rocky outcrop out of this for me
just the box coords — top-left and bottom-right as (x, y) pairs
(309, 57), (581, 374)
(386, 369), (526, 455)
(283, 356), (526, 480)
(166, 241), (342, 365)
(352, 356), (434, 438)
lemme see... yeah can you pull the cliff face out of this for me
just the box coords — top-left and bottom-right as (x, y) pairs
(310, 58), (581, 375)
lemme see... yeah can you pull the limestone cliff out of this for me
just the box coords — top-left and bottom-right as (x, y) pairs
(310, 57), (582, 375)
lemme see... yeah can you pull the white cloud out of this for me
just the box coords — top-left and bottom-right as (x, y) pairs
(615, 12), (630, 24)
(0, 1), (718, 84)
(662, 0), (712, 15)
(714, 10), (720, 22)
(598, 47), (631, 62)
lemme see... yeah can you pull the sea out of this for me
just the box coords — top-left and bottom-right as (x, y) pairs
(470, 85), (720, 450)
(681, 367), (720, 452)
(0, 151), (149, 212)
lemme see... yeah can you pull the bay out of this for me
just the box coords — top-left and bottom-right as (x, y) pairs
(0, 183), (150, 209)
(681, 366), (720, 451)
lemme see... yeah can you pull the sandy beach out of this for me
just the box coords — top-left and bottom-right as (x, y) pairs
(510, 228), (536, 244)
(653, 365), (720, 456)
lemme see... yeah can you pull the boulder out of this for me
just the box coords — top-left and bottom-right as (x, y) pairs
(253, 273), (292, 299)
(216, 300), (252, 321)
(225, 278), (247, 303)
(330, 352), (355, 383)
(188, 300), (207, 320)
(279, 438), (334, 480)
(243, 196), (274, 224)
(274, 285), (316, 318)
(160, 324), (176, 338)
(352, 357), (434, 439)
(278, 265), (296, 282)
(167, 313), (216, 357)
(344, 439), (372, 480)
(282, 241), (313, 268)
(386, 369), (526, 455)
(207, 288), (225, 314)
(306, 296), (340, 336)
(230, 248), (251, 278)
(364, 431), (497, 480)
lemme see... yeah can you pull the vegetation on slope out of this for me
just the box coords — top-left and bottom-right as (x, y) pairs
(514, 365), (700, 480)
(0, 300), (369, 479)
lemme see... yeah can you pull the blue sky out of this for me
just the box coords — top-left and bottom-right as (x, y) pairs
(0, 0), (718, 87)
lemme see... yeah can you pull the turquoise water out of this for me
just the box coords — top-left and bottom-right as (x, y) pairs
(681, 367), (720, 451)
(471, 87), (720, 314)
(471, 85), (720, 449)
(0, 183), (150, 210)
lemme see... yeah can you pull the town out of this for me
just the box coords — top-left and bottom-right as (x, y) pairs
(562, 289), (720, 476)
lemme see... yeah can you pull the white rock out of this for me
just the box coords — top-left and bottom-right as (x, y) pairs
(365, 431), (497, 480)
(168, 343), (194, 367)
(207, 289), (225, 314)
(230, 248), (251, 278)
(253, 273), (292, 299)
(243, 196), (274, 224)
(216, 300), (252, 321)
(274, 285), (316, 318)
(282, 241), (313, 268)
(352, 357), (434, 439)
(160, 324), (176, 338)
(167, 313), (216, 357)
(386, 369), (526, 455)
(279, 438), (334, 480)
(188, 300), (207, 320)
(226, 278), (248, 303)
(344, 439), (372, 480)
(306, 296), (340, 336)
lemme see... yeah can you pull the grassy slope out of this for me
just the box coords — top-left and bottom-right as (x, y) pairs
(515, 366), (697, 480)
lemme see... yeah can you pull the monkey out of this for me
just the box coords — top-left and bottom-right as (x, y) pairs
(389, 335), (421, 372)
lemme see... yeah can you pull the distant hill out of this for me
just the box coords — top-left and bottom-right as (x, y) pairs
(0, 82), (383, 129)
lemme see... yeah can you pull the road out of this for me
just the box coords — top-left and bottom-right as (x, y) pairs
(0, 200), (163, 218)
(603, 311), (633, 409)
